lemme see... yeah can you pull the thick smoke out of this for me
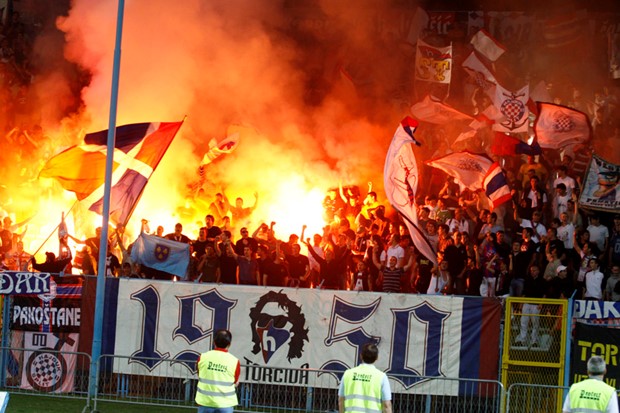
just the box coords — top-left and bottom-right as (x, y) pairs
(46, 0), (415, 238)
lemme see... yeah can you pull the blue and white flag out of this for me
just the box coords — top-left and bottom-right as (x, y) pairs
(130, 233), (189, 278)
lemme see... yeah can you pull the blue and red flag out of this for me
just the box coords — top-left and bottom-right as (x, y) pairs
(483, 162), (512, 209)
(491, 132), (542, 156)
(40, 121), (183, 226)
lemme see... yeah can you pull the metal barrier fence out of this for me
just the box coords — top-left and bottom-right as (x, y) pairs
(505, 383), (569, 413)
(92, 354), (504, 413)
(0, 346), (543, 413)
(94, 354), (195, 410)
(501, 297), (569, 392)
(506, 383), (620, 413)
(0, 346), (91, 404)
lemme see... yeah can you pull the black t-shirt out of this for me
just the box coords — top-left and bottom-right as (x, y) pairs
(200, 256), (220, 282)
(258, 257), (287, 287)
(268, 262), (288, 287)
(415, 254), (434, 293)
(286, 254), (309, 279)
(235, 237), (258, 255)
(206, 226), (222, 247)
(443, 244), (467, 276)
(193, 239), (208, 259)
(219, 255), (238, 284)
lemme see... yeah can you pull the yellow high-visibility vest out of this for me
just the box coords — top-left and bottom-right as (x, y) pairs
(342, 364), (385, 413)
(568, 378), (616, 413)
(195, 350), (238, 408)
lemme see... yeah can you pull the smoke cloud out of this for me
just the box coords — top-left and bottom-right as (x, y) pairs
(45, 0), (411, 239)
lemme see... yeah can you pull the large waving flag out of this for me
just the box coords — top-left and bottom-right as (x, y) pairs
(426, 152), (511, 209)
(405, 6), (429, 46)
(384, 117), (437, 264)
(201, 129), (240, 166)
(415, 39), (452, 84)
(491, 133), (542, 156)
(483, 163), (512, 208)
(130, 232), (190, 278)
(534, 102), (590, 149)
(462, 52), (497, 91)
(470, 29), (506, 62)
(40, 121), (183, 226)
(411, 95), (473, 124)
(492, 84), (529, 133)
(543, 10), (587, 49)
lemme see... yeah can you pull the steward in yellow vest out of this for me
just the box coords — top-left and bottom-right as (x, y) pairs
(338, 343), (392, 413)
(195, 329), (240, 413)
(563, 355), (619, 413)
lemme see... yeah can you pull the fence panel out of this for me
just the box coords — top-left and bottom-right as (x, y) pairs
(506, 383), (569, 413)
(94, 354), (196, 410)
(0, 346), (91, 403)
(94, 355), (504, 413)
(502, 297), (568, 392)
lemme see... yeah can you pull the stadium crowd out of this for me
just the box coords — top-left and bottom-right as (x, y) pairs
(0, 6), (619, 304)
(2, 159), (620, 304)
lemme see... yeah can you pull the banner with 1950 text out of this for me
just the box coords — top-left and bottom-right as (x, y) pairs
(95, 279), (501, 395)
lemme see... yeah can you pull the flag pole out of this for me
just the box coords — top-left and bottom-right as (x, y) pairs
(88, 0), (125, 403)
(30, 200), (78, 258)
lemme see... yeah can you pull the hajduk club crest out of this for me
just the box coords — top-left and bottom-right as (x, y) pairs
(499, 90), (527, 131)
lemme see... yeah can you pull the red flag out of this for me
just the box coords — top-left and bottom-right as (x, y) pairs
(484, 163), (512, 209)
(491, 133), (542, 156)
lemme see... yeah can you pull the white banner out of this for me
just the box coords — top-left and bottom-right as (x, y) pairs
(21, 332), (79, 393)
(415, 40), (452, 84)
(579, 154), (620, 211)
(109, 280), (501, 394)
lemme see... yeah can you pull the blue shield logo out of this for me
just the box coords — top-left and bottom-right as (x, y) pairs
(154, 244), (170, 262)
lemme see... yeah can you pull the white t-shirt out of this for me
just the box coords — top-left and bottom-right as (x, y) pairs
(553, 175), (576, 196)
(447, 218), (471, 235)
(553, 193), (571, 218)
(520, 219), (546, 243)
(427, 271), (449, 295)
(380, 245), (405, 266)
(557, 223), (575, 249)
(584, 269), (604, 299)
(587, 224), (609, 252)
(527, 190), (547, 209)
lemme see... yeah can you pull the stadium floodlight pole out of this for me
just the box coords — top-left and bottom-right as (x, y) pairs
(88, 0), (125, 402)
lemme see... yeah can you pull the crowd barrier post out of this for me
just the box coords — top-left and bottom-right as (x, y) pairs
(0, 296), (11, 388)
